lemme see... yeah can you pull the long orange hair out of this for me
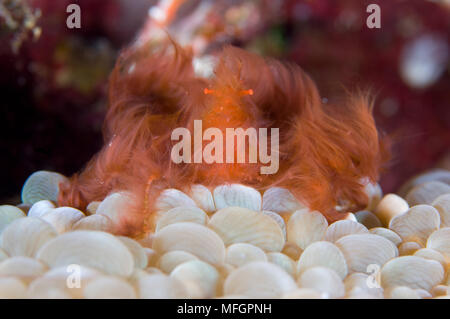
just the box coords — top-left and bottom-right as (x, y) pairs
(58, 39), (390, 237)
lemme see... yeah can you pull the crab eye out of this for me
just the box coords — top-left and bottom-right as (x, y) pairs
(204, 88), (253, 96)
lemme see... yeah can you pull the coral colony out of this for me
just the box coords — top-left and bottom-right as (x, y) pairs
(0, 0), (449, 300)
